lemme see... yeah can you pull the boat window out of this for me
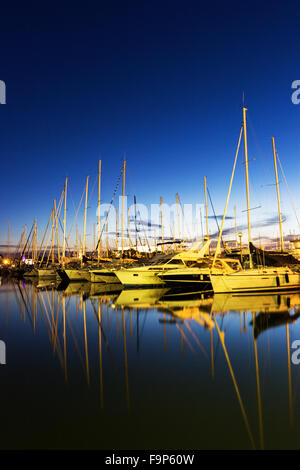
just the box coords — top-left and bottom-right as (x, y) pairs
(224, 260), (241, 270)
(150, 256), (174, 266)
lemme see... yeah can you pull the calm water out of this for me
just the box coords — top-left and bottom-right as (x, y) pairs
(1, 278), (300, 450)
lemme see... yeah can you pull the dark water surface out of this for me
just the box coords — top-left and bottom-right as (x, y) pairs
(1, 278), (300, 450)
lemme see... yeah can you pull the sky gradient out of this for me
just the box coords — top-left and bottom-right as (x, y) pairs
(0, 1), (300, 249)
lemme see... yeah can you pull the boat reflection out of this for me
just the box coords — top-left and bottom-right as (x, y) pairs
(112, 288), (169, 308)
(62, 281), (91, 297)
(157, 290), (214, 329)
(5, 279), (300, 450)
(212, 291), (300, 315)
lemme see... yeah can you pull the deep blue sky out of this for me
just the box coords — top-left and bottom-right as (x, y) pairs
(1, 0), (300, 247)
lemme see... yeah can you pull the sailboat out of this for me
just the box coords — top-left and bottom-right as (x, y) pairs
(210, 107), (300, 294)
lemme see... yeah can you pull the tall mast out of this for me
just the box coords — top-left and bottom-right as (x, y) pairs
(121, 159), (126, 255)
(242, 107), (253, 267)
(83, 175), (89, 258)
(62, 177), (68, 266)
(7, 219), (10, 258)
(53, 200), (60, 263)
(134, 195), (138, 252)
(272, 137), (284, 251)
(234, 206), (238, 247)
(98, 160), (101, 265)
(160, 196), (164, 252)
(128, 206), (132, 251)
(23, 225), (27, 255)
(33, 218), (37, 262)
(176, 193), (181, 241)
(106, 219), (109, 257)
(37, 209), (53, 260)
(212, 126), (243, 267)
(51, 212), (55, 264)
(115, 206), (118, 251)
(76, 224), (79, 258)
(204, 176), (209, 239)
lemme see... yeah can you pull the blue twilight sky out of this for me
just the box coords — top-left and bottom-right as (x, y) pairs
(0, 0), (300, 248)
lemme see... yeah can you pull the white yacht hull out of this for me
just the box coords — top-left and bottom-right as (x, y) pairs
(114, 269), (166, 287)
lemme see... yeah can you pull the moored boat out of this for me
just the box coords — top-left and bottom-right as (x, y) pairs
(114, 239), (211, 287)
(210, 266), (300, 294)
(157, 257), (240, 289)
(89, 268), (121, 284)
(38, 268), (57, 279)
(63, 269), (91, 282)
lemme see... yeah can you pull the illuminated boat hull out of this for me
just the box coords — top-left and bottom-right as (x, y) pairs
(210, 268), (300, 293)
(64, 269), (91, 282)
(89, 269), (121, 284)
(38, 268), (57, 279)
(114, 267), (167, 287)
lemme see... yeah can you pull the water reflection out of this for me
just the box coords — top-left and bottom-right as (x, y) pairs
(2, 279), (300, 449)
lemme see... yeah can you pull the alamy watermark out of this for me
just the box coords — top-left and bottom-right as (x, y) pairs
(0, 340), (6, 365)
(291, 340), (300, 364)
(0, 80), (6, 104)
(291, 80), (300, 104)
(95, 197), (206, 247)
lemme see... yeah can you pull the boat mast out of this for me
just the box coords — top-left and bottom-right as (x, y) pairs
(76, 224), (79, 258)
(93, 223), (95, 251)
(83, 175), (89, 261)
(53, 200), (60, 263)
(23, 225), (27, 255)
(115, 206), (118, 251)
(160, 196), (164, 252)
(62, 177), (68, 267)
(234, 206), (238, 247)
(51, 211), (55, 264)
(176, 192), (181, 242)
(242, 107), (253, 268)
(121, 159), (126, 256)
(98, 160), (101, 265)
(204, 176), (209, 239)
(134, 195), (138, 252)
(7, 220), (10, 258)
(37, 209), (53, 260)
(212, 126), (243, 267)
(106, 219), (109, 257)
(128, 206), (132, 251)
(33, 218), (37, 262)
(272, 137), (284, 251)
